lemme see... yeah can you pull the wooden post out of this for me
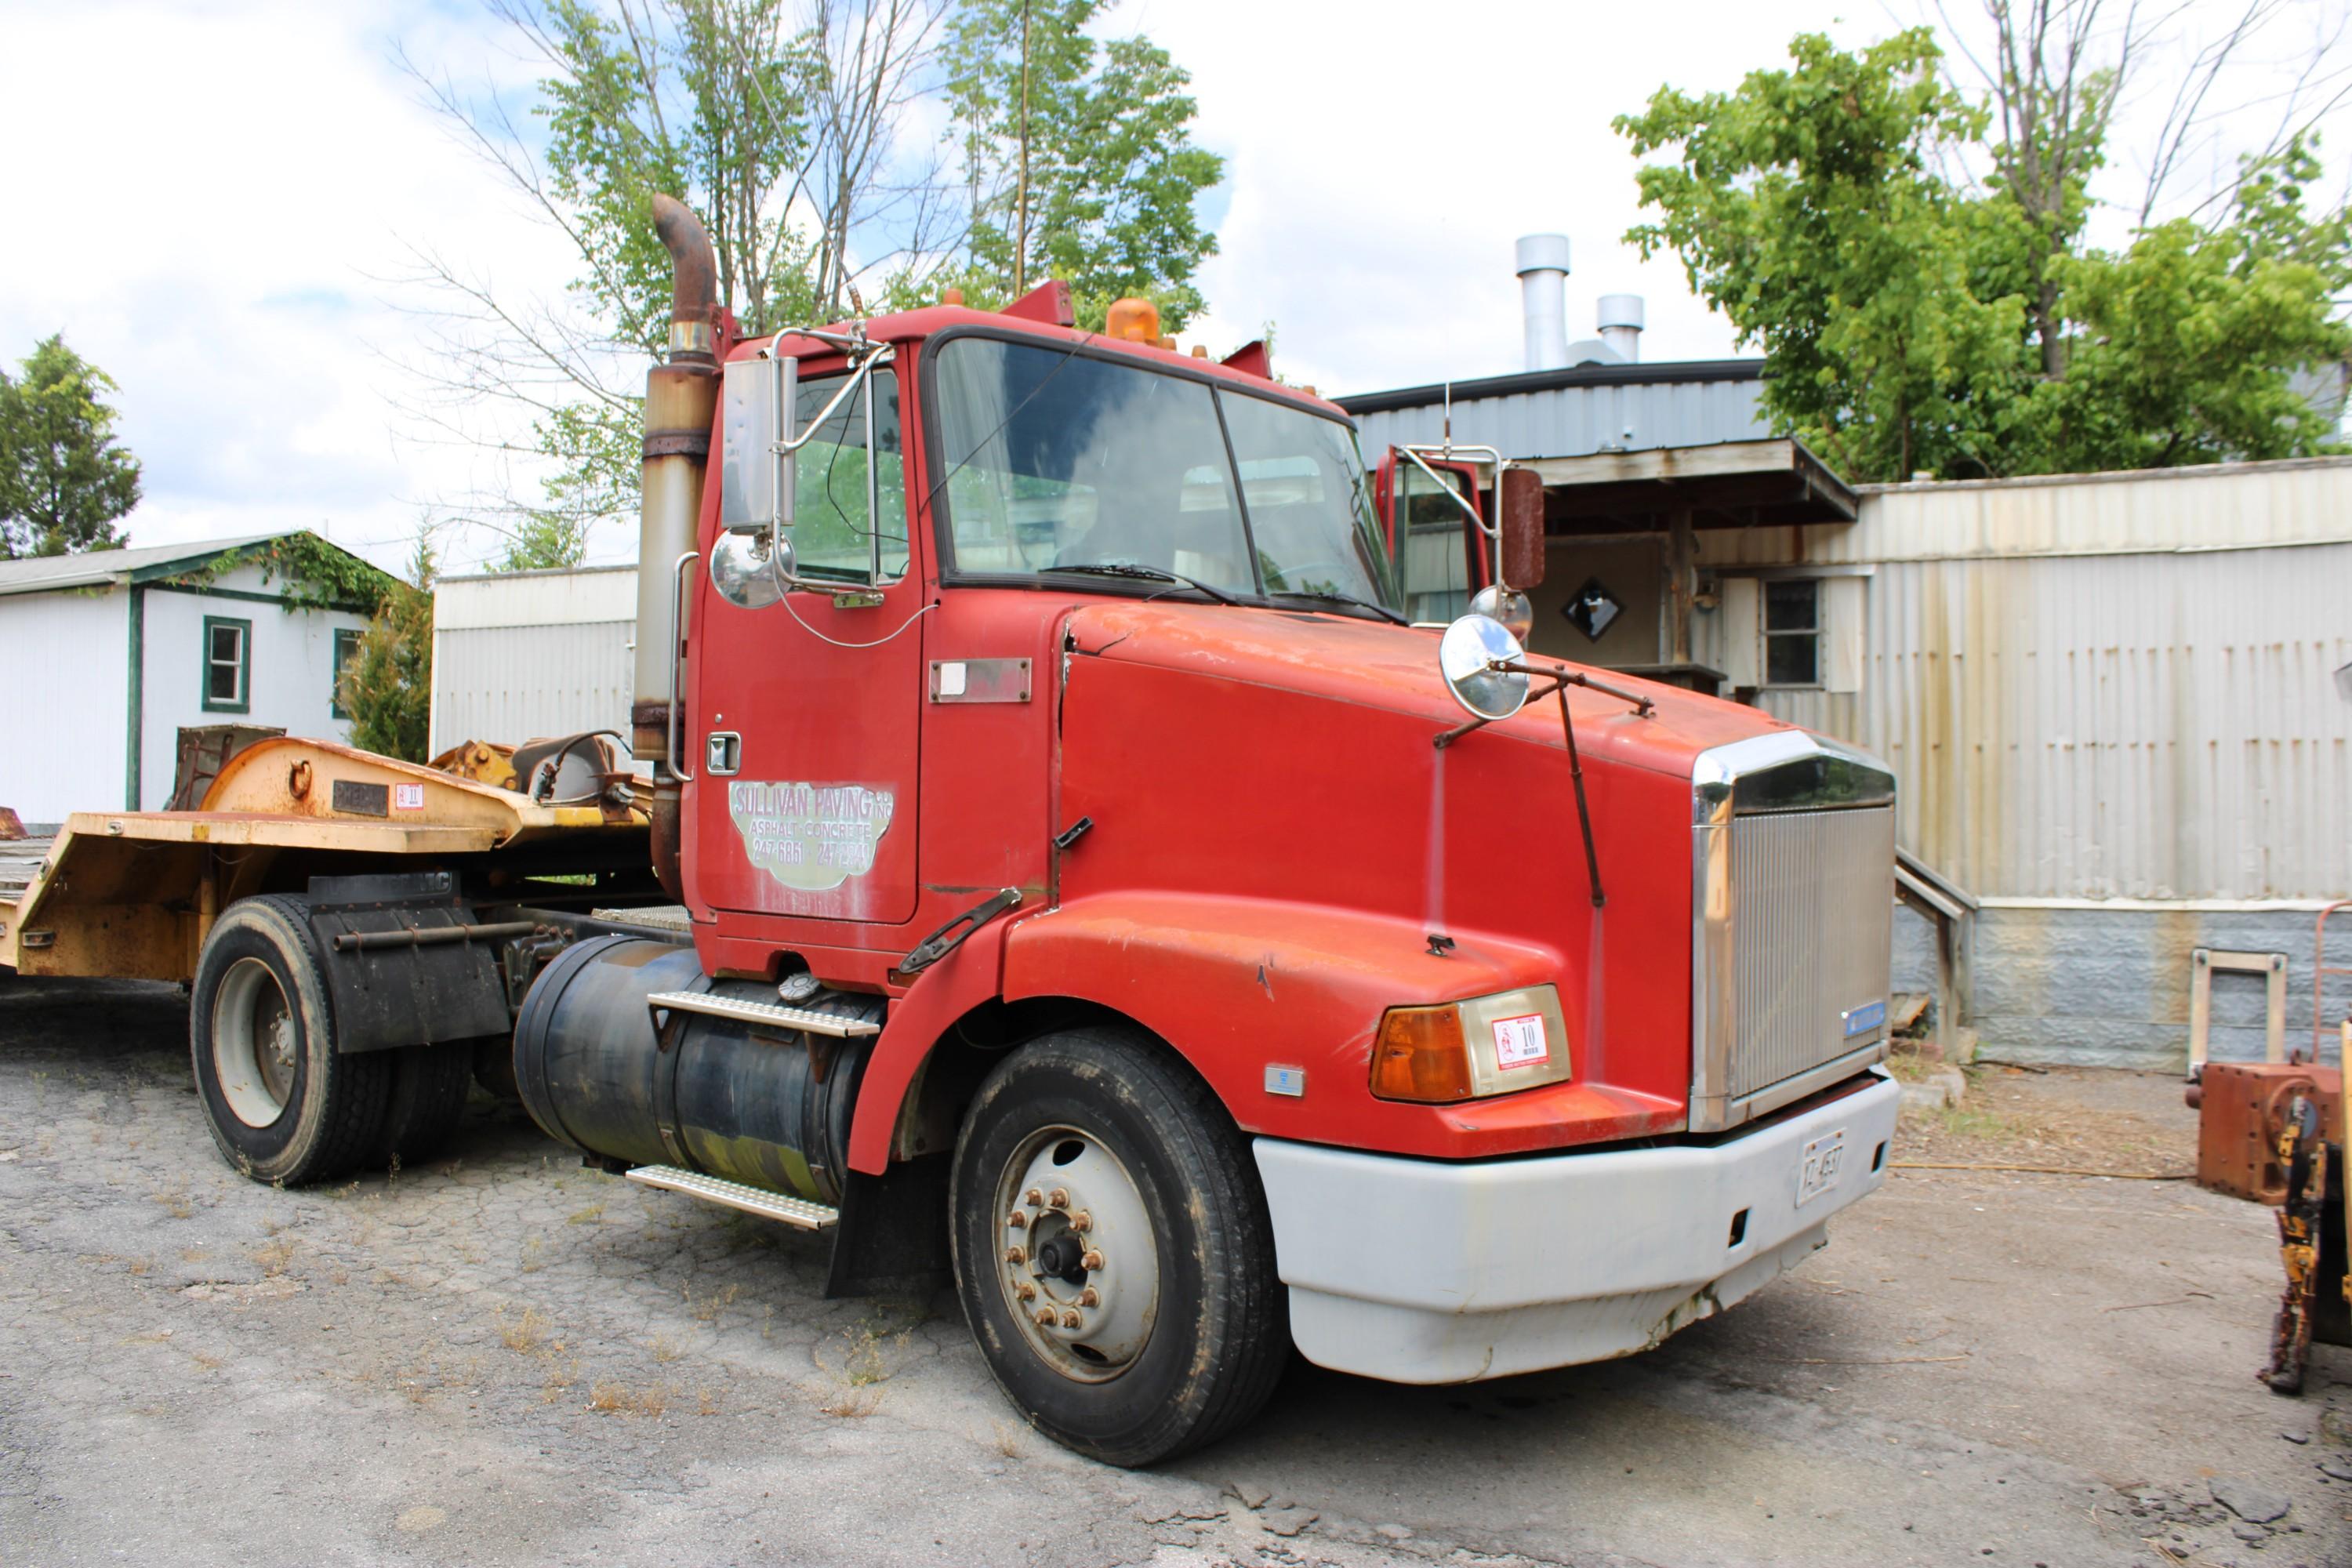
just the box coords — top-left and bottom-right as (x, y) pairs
(1666, 507), (1696, 666)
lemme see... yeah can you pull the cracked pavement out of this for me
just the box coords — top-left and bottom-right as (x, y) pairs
(2, 977), (2347, 1567)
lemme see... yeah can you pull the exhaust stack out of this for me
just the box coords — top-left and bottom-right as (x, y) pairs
(637, 195), (721, 902)
(1597, 294), (1645, 363)
(633, 195), (721, 767)
(1514, 234), (1572, 372)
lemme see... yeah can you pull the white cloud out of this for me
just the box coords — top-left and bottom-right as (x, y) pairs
(0, 0), (573, 574)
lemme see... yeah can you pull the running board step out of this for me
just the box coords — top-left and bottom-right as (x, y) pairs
(644, 990), (880, 1037)
(623, 1165), (839, 1230)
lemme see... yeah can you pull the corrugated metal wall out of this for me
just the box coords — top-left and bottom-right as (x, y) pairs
(430, 567), (637, 754)
(1698, 473), (2352, 899)
(1352, 377), (1769, 462)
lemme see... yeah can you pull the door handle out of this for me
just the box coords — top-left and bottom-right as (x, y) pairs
(706, 731), (742, 776)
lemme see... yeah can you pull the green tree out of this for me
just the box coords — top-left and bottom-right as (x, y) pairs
(338, 535), (437, 763)
(936, 0), (1222, 332)
(1617, 30), (2351, 482)
(0, 336), (143, 558)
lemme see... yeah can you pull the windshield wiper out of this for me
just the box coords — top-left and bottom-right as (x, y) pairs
(1049, 561), (1239, 605)
(1266, 587), (1410, 626)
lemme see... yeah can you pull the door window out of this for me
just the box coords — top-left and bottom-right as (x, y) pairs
(789, 368), (907, 584)
(1392, 463), (1477, 623)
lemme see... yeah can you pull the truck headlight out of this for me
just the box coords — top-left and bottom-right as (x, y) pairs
(1369, 985), (1573, 1103)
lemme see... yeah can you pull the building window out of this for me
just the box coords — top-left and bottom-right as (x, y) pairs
(202, 615), (251, 713)
(1762, 579), (1820, 688)
(331, 626), (363, 720)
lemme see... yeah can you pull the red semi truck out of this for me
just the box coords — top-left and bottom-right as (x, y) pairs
(0, 196), (1900, 1465)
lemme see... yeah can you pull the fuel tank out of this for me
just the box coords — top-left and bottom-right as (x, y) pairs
(511, 935), (874, 1204)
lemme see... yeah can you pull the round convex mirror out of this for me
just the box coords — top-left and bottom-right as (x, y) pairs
(1468, 583), (1534, 642)
(1438, 613), (1530, 720)
(709, 530), (791, 609)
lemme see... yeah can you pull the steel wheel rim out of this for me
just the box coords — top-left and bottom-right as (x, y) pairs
(213, 956), (295, 1128)
(991, 1123), (1160, 1383)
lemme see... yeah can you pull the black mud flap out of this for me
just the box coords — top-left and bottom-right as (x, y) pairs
(825, 1153), (953, 1300)
(297, 877), (514, 1054)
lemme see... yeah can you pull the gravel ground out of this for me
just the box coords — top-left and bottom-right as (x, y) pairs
(2, 978), (2347, 1568)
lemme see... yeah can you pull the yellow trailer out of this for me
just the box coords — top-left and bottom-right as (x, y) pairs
(2, 734), (666, 1183)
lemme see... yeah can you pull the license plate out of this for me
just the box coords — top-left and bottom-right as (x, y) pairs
(1796, 1129), (1847, 1207)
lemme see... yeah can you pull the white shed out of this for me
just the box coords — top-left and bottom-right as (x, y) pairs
(428, 564), (637, 757)
(0, 532), (376, 823)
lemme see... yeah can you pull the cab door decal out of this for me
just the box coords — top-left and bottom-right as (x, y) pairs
(727, 780), (897, 892)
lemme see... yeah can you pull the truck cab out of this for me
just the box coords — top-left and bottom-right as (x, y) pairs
(77, 197), (1899, 1468)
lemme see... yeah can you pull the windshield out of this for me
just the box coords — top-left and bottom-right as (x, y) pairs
(928, 336), (1399, 612)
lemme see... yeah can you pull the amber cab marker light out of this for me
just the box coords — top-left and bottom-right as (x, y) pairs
(1106, 296), (1160, 343)
(1370, 1005), (1476, 1104)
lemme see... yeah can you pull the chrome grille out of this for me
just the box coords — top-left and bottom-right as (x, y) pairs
(1726, 807), (1896, 1100)
(1690, 731), (1899, 1133)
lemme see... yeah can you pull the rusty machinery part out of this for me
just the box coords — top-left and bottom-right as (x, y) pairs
(2192, 1062), (2344, 1204)
(2263, 1091), (2350, 1392)
(512, 935), (880, 1207)
(426, 739), (519, 791)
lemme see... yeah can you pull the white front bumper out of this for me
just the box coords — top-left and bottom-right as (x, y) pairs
(1253, 1071), (1900, 1383)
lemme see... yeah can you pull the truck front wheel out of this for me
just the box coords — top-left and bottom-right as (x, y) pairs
(949, 1027), (1288, 1465)
(191, 895), (389, 1185)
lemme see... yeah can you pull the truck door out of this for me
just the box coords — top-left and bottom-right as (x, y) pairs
(1373, 451), (1486, 622)
(689, 365), (923, 927)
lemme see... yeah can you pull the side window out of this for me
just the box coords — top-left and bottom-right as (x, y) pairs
(1762, 579), (1820, 688)
(203, 615), (251, 713)
(1393, 464), (1476, 623)
(330, 626), (362, 720)
(790, 368), (907, 583)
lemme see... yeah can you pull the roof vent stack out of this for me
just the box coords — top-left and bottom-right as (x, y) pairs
(1597, 294), (1644, 364)
(1513, 234), (1573, 372)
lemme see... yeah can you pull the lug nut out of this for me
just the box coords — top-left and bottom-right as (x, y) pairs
(1060, 1308), (1082, 1329)
(1080, 1249), (1104, 1271)
(1005, 1244), (1026, 1265)
(1070, 1210), (1093, 1233)
(1007, 1210), (1029, 1229)
(1015, 1283), (1036, 1301)
(1076, 1287), (1100, 1308)
(1035, 1307), (1058, 1327)
(1047, 1188), (1070, 1209)
(1024, 1188), (1043, 1206)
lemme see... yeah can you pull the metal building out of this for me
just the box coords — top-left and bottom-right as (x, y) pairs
(429, 564), (637, 757)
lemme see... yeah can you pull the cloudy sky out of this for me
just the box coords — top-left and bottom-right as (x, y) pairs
(1, 0), (2341, 574)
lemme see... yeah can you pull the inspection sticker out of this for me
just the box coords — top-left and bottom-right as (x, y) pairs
(1492, 1013), (1549, 1070)
(392, 783), (426, 811)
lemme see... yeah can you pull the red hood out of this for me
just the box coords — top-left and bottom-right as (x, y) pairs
(1062, 601), (1797, 780)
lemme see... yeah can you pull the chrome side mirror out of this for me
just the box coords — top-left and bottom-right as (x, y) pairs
(1438, 613), (1530, 720)
(709, 529), (791, 609)
(720, 354), (797, 539)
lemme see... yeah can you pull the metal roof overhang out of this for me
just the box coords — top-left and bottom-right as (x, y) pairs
(1523, 438), (1856, 532)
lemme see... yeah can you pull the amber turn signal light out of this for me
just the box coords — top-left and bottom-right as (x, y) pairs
(1370, 1005), (1477, 1104)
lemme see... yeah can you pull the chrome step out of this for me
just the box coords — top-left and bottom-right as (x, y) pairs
(644, 990), (880, 1037)
(624, 1164), (839, 1230)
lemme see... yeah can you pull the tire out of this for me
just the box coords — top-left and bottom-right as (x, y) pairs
(949, 1026), (1288, 1466)
(372, 1043), (474, 1168)
(190, 895), (389, 1185)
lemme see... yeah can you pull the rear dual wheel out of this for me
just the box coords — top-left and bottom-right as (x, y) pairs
(191, 895), (472, 1185)
(950, 1027), (1289, 1467)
